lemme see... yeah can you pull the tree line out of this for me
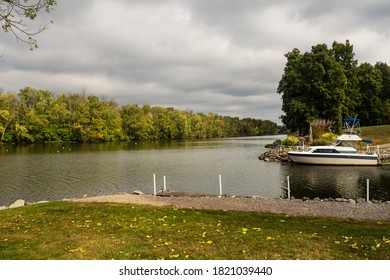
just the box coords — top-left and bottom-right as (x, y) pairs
(0, 87), (280, 143)
(277, 40), (390, 134)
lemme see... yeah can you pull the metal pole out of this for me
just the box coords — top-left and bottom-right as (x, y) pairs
(366, 179), (370, 202)
(153, 174), (156, 196)
(163, 176), (167, 191)
(287, 176), (291, 199)
(219, 175), (222, 196)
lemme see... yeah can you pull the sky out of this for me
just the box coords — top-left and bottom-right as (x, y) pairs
(1, 0), (390, 124)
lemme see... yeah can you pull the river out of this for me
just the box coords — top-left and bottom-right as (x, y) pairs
(1, 136), (389, 206)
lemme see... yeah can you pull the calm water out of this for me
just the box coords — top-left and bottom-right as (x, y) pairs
(1, 136), (390, 206)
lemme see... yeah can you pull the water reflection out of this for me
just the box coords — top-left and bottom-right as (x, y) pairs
(281, 163), (390, 200)
(1, 137), (390, 206)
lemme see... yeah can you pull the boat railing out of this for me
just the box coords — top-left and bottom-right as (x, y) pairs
(272, 145), (308, 152)
(274, 144), (390, 156)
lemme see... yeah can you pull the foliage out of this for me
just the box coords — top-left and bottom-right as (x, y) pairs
(281, 136), (300, 146)
(321, 133), (338, 141)
(311, 139), (331, 146)
(0, 87), (280, 143)
(0, 0), (56, 49)
(0, 201), (388, 260)
(278, 40), (390, 134)
(310, 119), (335, 140)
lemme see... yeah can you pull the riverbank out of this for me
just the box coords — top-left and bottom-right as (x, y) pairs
(62, 190), (390, 221)
(3, 190), (390, 221)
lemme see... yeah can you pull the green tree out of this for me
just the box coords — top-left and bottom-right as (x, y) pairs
(375, 62), (390, 124)
(278, 43), (347, 134)
(0, 0), (56, 49)
(331, 40), (360, 118)
(356, 63), (384, 126)
(121, 104), (155, 141)
(18, 87), (53, 142)
(0, 93), (18, 142)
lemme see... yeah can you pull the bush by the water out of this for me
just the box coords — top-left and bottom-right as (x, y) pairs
(281, 136), (300, 146)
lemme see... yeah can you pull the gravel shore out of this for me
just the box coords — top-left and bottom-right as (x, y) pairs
(68, 191), (390, 221)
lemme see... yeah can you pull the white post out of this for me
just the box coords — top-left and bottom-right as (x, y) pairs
(153, 174), (156, 196)
(366, 179), (370, 202)
(287, 176), (291, 199)
(163, 176), (167, 191)
(219, 175), (222, 196)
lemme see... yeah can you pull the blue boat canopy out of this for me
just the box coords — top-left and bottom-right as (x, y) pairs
(362, 139), (373, 143)
(343, 118), (360, 123)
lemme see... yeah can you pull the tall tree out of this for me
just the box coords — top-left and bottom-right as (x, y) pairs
(356, 63), (384, 126)
(0, 0), (56, 49)
(331, 40), (360, 117)
(277, 43), (347, 134)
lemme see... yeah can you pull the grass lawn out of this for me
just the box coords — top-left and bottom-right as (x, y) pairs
(360, 125), (390, 145)
(0, 201), (389, 260)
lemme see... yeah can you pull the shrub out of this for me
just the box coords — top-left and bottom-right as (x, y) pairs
(311, 139), (330, 146)
(321, 133), (338, 141)
(281, 136), (300, 146)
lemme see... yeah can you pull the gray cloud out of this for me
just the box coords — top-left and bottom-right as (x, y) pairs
(1, 0), (390, 124)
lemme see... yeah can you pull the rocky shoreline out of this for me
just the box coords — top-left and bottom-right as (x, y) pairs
(2, 190), (390, 221)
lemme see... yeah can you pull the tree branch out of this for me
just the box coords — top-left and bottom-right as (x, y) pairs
(0, 0), (57, 50)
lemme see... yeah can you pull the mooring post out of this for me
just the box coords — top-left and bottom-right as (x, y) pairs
(163, 176), (167, 191)
(366, 179), (370, 202)
(219, 175), (222, 196)
(287, 176), (291, 199)
(153, 174), (157, 196)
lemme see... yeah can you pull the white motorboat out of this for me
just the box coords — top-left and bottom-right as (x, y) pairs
(287, 118), (379, 166)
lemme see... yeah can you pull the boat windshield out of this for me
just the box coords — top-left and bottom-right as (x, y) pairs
(313, 148), (339, 153)
(335, 140), (357, 149)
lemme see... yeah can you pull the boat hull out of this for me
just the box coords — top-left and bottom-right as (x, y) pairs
(287, 152), (378, 166)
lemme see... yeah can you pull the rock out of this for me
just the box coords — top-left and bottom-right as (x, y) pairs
(9, 199), (26, 208)
(356, 198), (366, 203)
(132, 190), (144, 195)
(348, 199), (356, 204)
(0, 206), (8, 211)
(335, 198), (349, 202)
(36, 201), (50, 204)
(313, 197), (321, 201)
(302, 197), (310, 201)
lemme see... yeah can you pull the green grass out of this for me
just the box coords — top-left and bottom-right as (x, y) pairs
(0, 201), (389, 260)
(360, 125), (390, 145)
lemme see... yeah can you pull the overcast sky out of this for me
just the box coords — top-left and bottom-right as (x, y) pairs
(1, 0), (390, 124)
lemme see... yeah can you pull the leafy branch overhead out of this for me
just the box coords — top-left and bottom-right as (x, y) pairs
(0, 0), (56, 49)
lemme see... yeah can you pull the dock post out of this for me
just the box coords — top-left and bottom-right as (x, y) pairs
(163, 176), (167, 191)
(366, 179), (370, 202)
